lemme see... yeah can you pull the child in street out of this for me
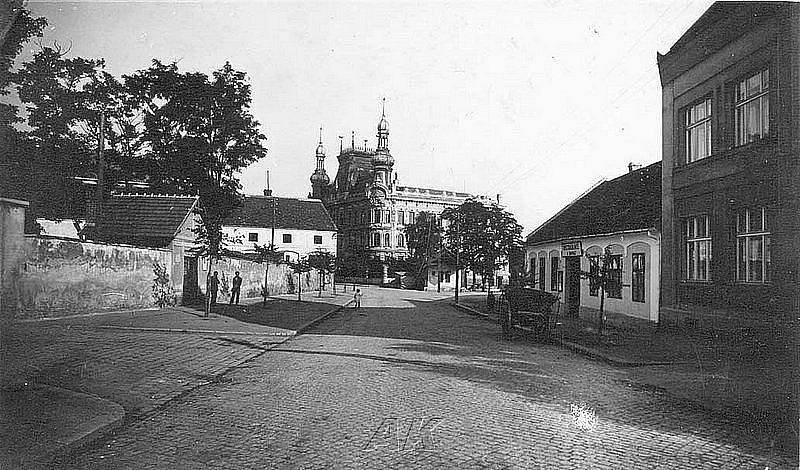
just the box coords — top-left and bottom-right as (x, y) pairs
(353, 288), (363, 309)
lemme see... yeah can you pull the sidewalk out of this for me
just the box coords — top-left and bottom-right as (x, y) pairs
(454, 294), (798, 458)
(2, 291), (351, 468)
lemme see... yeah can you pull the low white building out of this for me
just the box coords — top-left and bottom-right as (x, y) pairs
(223, 194), (337, 262)
(524, 162), (661, 323)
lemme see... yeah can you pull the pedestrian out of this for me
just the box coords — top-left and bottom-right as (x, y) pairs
(209, 271), (220, 305)
(230, 271), (242, 305)
(353, 288), (363, 309)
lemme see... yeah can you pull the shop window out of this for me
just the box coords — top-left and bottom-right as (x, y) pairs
(588, 255), (600, 297)
(539, 257), (546, 292)
(685, 98), (712, 163)
(550, 257), (559, 291)
(632, 253), (645, 303)
(736, 207), (771, 283)
(736, 68), (769, 146)
(684, 215), (711, 281)
(607, 255), (622, 299)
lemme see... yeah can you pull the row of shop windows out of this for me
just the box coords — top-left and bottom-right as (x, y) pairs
(529, 252), (646, 303)
(683, 207), (771, 284)
(247, 232), (323, 245)
(684, 68), (770, 163)
(340, 232), (406, 249)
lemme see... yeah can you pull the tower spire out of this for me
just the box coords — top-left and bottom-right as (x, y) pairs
(376, 98), (389, 151)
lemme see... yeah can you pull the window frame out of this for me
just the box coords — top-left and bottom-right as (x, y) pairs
(606, 254), (623, 299)
(735, 68), (770, 147)
(538, 257), (546, 292)
(282, 233), (292, 244)
(313, 235), (323, 245)
(550, 256), (559, 292)
(684, 97), (712, 163)
(588, 255), (600, 297)
(736, 207), (771, 284)
(631, 253), (645, 303)
(248, 232), (259, 242)
(683, 215), (711, 282)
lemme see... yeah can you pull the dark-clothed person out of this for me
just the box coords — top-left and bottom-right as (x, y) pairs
(230, 271), (242, 305)
(210, 271), (220, 305)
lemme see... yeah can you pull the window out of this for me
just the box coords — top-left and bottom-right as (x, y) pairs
(282, 234), (292, 244)
(397, 234), (404, 247)
(285, 254), (291, 262)
(409, 211), (415, 225)
(736, 69), (769, 146)
(373, 209), (381, 224)
(384, 211), (390, 224)
(736, 207), (771, 283)
(248, 232), (258, 242)
(684, 215), (711, 281)
(685, 98), (712, 163)
(539, 257), (546, 292)
(398, 211), (405, 225)
(373, 232), (381, 247)
(445, 271), (451, 283)
(529, 258), (536, 285)
(588, 255), (600, 297)
(384, 233), (390, 247)
(550, 257), (559, 291)
(313, 235), (323, 245)
(607, 255), (622, 299)
(632, 253), (645, 303)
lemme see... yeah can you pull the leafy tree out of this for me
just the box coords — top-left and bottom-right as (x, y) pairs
(308, 250), (337, 297)
(127, 60), (268, 315)
(581, 248), (619, 336)
(403, 211), (442, 283)
(253, 243), (283, 305)
(0, 8), (46, 134)
(442, 199), (523, 288)
(287, 257), (312, 302)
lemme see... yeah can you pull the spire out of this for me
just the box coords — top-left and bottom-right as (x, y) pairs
(310, 128), (330, 199)
(376, 98), (389, 151)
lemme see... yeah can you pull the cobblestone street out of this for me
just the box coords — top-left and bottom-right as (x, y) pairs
(54, 287), (791, 469)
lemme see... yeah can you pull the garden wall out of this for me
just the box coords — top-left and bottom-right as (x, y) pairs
(12, 237), (172, 319)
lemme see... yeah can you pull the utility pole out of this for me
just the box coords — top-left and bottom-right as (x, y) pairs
(437, 217), (442, 293)
(96, 109), (106, 233)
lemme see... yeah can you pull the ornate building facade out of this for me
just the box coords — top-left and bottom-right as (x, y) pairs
(309, 105), (485, 278)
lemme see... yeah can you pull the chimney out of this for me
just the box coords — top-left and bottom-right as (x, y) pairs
(628, 162), (642, 173)
(264, 170), (272, 196)
(496, 194), (501, 205)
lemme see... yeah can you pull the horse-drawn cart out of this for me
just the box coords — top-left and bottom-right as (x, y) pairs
(497, 287), (560, 339)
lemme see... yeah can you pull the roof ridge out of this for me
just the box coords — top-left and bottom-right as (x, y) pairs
(112, 193), (197, 199)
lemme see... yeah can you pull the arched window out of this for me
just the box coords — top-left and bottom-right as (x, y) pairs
(397, 234), (405, 247)
(384, 233), (390, 247)
(373, 232), (381, 247)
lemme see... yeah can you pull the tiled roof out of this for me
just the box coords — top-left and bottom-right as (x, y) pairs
(95, 194), (198, 247)
(526, 161), (661, 246)
(225, 196), (337, 232)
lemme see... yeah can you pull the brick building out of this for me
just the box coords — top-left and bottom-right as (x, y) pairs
(657, 2), (800, 322)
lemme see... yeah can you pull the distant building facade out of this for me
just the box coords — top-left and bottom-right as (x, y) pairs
(657, 2), (800, 322)
(525, 162), (661, 323)
(309, 105), (489, 280)
(223, 195), (337, 263)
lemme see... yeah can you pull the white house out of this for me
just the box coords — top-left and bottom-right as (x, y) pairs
(223, 194), (337, 262)
(524, 162), (661, 323)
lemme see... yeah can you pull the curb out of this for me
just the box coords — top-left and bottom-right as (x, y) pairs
(295, 299), (354, 334)
(14, 307), (160, 324)
(26, 385), (125, 467)
(450, 302), (676, 368)
(91, 325), (297, 337)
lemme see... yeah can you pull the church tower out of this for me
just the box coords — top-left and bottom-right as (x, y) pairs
(371, 99), (394, 189)
(309, 127), (330, 199)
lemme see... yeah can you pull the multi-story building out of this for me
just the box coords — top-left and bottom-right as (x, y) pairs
(309, 105), (489, 281)
(657, 2), (799, 323)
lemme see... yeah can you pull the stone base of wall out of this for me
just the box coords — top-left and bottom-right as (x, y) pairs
(567, 304), (656, 328)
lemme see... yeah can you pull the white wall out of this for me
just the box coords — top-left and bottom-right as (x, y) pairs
(223, 226), (337, 262)
(524, 230), (660, 322)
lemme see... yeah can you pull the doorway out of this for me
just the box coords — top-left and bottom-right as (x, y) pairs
(183, 256), (198, 305)
(565, 256), (581, 316)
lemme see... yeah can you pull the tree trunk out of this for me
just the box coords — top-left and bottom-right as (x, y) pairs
(598, 285), (605, 339)
(297, 272), (302, 302)
(263, 264), (270, 306)
(205, 256), (213, 317)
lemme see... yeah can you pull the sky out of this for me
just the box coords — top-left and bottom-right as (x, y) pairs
(22, 0), (714, 233)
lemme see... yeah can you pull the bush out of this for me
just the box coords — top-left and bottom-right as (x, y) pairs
(152, 262), (177, 308)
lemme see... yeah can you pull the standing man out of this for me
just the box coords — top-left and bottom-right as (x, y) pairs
(230, 271), (242, 305)
(210, 271), (220, 306)
(353, 288), (363, 310)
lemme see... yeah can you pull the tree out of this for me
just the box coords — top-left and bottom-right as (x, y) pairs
(253, 243), (284, 305)
(0, 8), (46, 135)
(581, 248), (619, 337)
(308, 250), (337, 297)
(287, 257), (311, 302)
(403, 211), (441, 287)
(127, 60), (268, 316)
(442, 199), (523, 289)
